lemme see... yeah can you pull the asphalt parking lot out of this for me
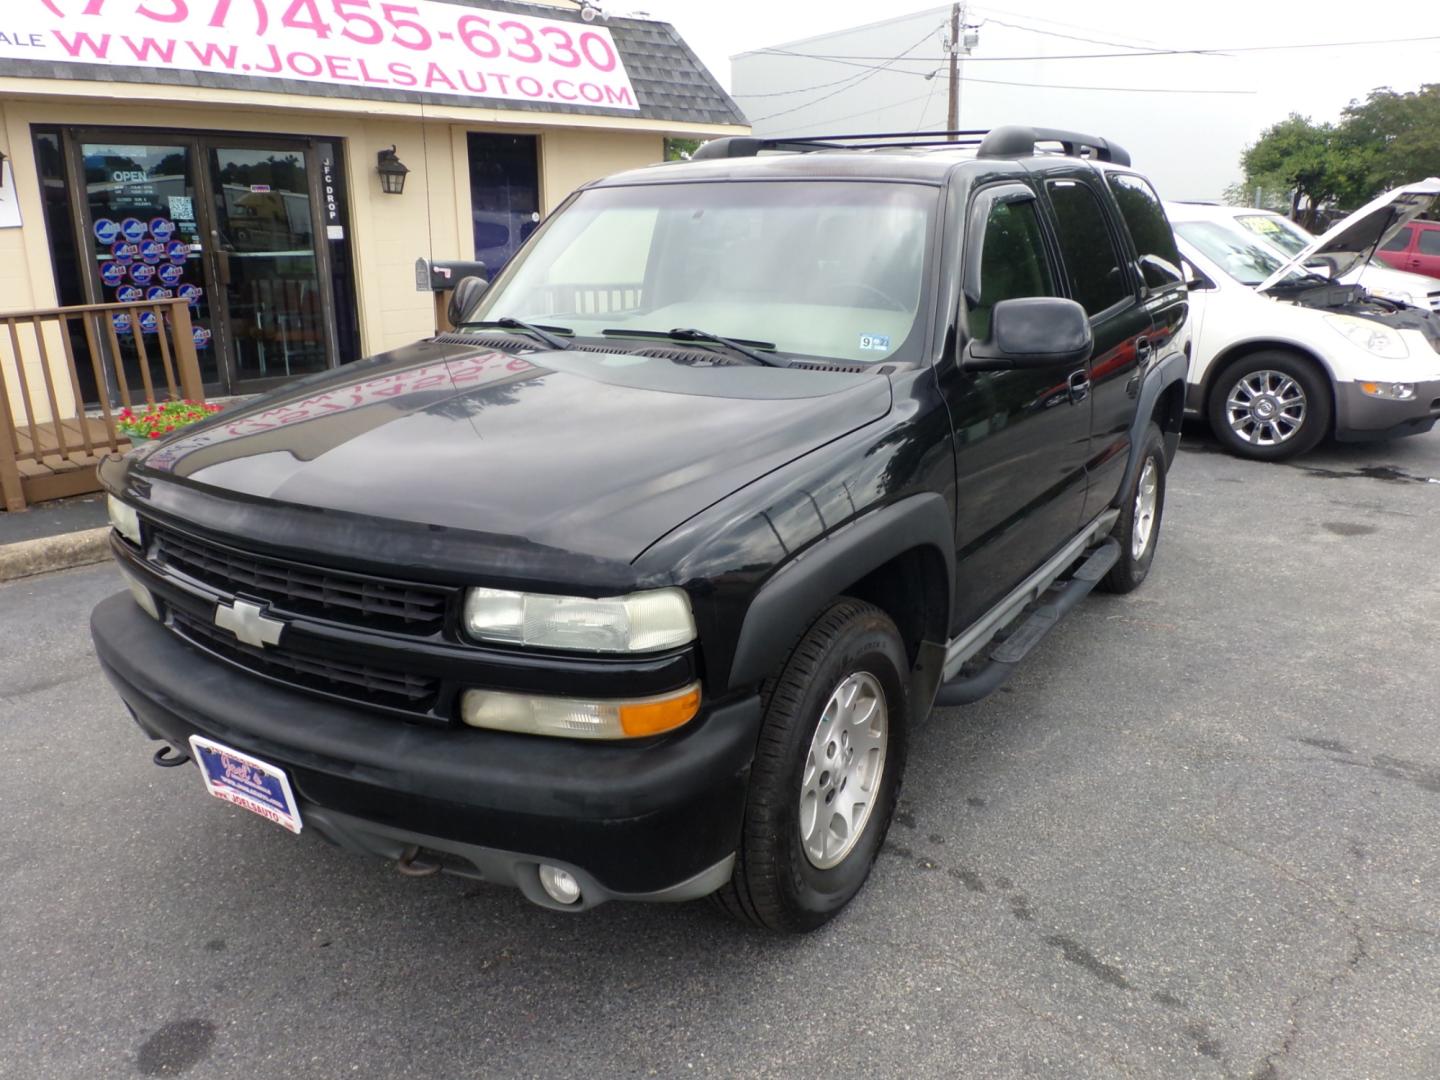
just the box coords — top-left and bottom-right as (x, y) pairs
(3, 425), (1438, 1080)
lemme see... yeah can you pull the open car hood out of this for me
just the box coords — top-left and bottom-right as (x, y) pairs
(1258, 177), (1440, 293)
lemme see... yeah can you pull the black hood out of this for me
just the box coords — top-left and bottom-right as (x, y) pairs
(130, 339), (892, 565)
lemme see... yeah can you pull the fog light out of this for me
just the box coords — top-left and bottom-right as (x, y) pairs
(538, 864), (582, 905)
(1359, 381), (1417, 400)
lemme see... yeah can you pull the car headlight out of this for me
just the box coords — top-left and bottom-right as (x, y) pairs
(1359, 381), (1417, 400)
(1323, 314), (1409, 359)
(107, 495), (142, 546)
(461, 683), (702, 739)
(462, 586), (695, 653)
(115, 563), (159, 620)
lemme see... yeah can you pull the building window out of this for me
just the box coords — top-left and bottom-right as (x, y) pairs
(467, 133), (539, 277)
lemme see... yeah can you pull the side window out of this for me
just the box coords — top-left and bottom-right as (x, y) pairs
(967, 195), (1055, 341)
(1047, 179), (1132, 315)
(1106, 173), (1183, 289)
(1381, 227), (1413, 253)
(1418, 229), (1440, 257)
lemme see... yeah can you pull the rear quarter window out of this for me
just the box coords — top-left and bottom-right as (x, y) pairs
(1105, 173), (1184, 290)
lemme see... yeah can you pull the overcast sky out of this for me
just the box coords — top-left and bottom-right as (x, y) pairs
(630, 0), (1440, 155)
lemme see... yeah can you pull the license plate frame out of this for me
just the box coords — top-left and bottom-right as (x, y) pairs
(188, 735), (303, 834)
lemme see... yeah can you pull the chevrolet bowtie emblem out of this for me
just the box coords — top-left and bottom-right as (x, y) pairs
(214, 598), (285, 649)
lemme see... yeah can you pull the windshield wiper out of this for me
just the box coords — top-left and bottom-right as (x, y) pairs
(457, 317), (573, 351)
(600, 327), (789, 368)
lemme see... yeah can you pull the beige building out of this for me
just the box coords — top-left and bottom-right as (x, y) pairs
(0, 0), (746, 404)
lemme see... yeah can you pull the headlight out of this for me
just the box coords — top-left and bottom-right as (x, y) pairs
(1323, 314), (1409, 359)
(460, 683), (701, 739)
(115, 563), (159, 620)
(1359, 381), (1417, 400)
(462, 586), (695, 653)
(106, 495), (142, 546)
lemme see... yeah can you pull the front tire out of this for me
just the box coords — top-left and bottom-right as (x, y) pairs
(1207, 351), (1331, 460)
(1100, 422), (1167, 594)
(713, 599), (909, 932)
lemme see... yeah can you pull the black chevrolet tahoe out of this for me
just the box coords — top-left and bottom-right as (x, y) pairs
(92, 126), (1189, 932)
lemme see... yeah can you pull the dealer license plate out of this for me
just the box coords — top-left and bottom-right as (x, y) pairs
(188, 735), (303, 834)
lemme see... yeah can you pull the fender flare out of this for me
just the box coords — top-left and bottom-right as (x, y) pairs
(1117, 350), (1186, 502)
(726, 493), (955, 692)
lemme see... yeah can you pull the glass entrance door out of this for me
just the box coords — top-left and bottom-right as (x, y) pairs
(71, 131), (340, 398)
(205, 143), (333, 389)
(78, 139), (222, 391)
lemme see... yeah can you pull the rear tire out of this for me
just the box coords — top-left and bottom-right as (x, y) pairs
(712, 599), (909, 932)
(1100, 422), (1167, 595)
(1207, 351), (1331, 461)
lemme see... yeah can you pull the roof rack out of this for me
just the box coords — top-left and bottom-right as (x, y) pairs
(691, 125), (1131, 167)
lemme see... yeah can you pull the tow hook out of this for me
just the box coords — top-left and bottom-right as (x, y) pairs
(153, 744), (190, 768)
(395, 845), (442, 878)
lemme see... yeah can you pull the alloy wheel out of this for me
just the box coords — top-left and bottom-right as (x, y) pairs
(799, 671), (888, 870)
(1225, 369), (1307, 447)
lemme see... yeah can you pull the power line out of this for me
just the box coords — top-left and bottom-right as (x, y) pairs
(753, 31), (1440, 65)
(747, 25), (943, 123)
(976, 15), (1168, 53)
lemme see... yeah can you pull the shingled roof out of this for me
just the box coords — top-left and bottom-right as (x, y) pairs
(2, 0), (749, 128)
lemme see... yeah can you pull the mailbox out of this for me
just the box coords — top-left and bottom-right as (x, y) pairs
(415, 258), (488, 292)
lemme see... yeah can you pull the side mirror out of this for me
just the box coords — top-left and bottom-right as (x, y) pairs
(1181, 258), (1211, 292)
(964, 297), (1092, 371)
(1304, 257), (1337, 278)
(446, 275), (489, 328)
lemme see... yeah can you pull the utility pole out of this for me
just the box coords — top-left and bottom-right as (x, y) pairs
(946, 2), (961, 141)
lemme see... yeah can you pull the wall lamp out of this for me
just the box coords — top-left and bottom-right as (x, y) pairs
(376, 146), (409, 195)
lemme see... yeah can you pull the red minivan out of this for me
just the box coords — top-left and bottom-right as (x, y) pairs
(1377, 219), (1440, 279)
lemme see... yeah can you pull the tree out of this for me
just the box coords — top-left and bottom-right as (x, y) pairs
(1240, 114), (1346, 228)
(1337, 84), (1440, 202)
(1238, 87), (1440, 222)
(664, 137), (702, 161)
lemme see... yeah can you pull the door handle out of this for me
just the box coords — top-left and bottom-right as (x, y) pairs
(1068, 369), (1090, 404)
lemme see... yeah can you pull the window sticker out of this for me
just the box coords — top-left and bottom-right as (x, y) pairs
(858, 334), (892, 352)
(168, 196), (195, 222)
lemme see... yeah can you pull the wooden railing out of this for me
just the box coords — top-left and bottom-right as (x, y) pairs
(0, 298), (204, 512)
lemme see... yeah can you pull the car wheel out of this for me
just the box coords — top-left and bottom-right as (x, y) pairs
(1207, 351), (1331, 460)
(712, 599), (909, 932)
(1100, 422), (1167, 595)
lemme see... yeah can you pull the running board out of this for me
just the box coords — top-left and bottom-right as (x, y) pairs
(932, 538), (1120, 707)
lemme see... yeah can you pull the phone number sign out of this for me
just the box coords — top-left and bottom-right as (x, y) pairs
(6, 0), (639, 110)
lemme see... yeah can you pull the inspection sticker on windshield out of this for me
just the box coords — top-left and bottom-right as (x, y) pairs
(859, 334), (892, 352)
(189, 735), (302, 834)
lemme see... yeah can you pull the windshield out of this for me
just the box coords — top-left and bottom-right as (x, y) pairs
(464, 180), (938, 365)
(1174, 220), (1306, 286)
(1233, 213), (1313, 257)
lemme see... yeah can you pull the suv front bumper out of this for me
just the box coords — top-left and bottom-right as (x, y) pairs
(1334, 378), (1440, 441)
(91, 592), (760, 909)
